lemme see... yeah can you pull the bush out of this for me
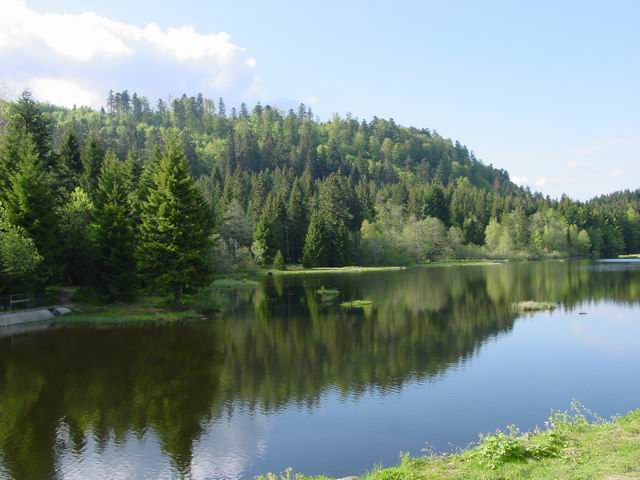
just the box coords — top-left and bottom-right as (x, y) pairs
(273, 250), (286, 270)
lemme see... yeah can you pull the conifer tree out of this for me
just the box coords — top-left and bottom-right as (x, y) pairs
(302, 209), (327, 267)
(252, 193), (286, 265)
(273, 250), (285, 270)
(137, 133), (212, 304)
(286, 180), (307, 262)
(57, 128), (82, 194)
(81, 130), (105, 197)
(9, 90), (53, 169)
(92, 152), (137, 301)
(3, 130), (59, 278)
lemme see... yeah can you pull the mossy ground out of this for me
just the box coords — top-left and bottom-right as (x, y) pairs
(258, 408), (640, 480)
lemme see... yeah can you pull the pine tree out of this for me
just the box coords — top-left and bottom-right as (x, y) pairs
(286, 180), (307, 262)
(302, 209), (327, 267)
(92, 152), (137, 301)
(252, 193), (286, 264)
(137, 133), (212, 304)
(3, 130), (59, 279)
(81, 130), (105, 197)
(273, 250), (285, 270)
(9, 90), (53, 169)
(57, 128), (82, 194)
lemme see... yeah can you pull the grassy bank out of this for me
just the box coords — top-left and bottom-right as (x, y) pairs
(55, 276), (260, 326)
(259, 406), (640, 480)
(619, 253), (640, 259)
(266, 265), (408, 275)
(54, 297), (204, 326)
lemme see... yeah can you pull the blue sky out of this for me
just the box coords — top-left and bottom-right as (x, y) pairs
(2, 0), (639, 200)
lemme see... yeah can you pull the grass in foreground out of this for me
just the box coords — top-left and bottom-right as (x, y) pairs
(514, 301), (557, 312)
(258, 405), (640, 480)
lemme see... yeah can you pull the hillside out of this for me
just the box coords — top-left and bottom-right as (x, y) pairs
(1, 90), (639, 298)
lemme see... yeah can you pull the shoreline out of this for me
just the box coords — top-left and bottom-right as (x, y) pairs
(259, 407), (640, 480)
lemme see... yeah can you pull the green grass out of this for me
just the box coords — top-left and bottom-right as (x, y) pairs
(210, 277), (260, 289)
(619, 253), (640, 259)
(418, 259), (506, 268)
(514, 301), (557, 312)
(268, 266), (407, 275)
(258, 405), (640, 480)
(340, 300), (373, 310)
(55, 299), (202, 326)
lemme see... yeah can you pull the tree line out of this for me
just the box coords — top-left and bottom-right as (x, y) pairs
(0, 90), (639, 300)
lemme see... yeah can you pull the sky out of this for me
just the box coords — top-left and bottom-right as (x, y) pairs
(1, 0), (639, 200)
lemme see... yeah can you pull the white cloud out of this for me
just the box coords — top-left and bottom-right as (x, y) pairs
(28, 77), (102, 108)
(511, 175), (529, 185)
(0, 0), (262, 107)
(534, 177), (561, 187)
(608, 168), (625, 177)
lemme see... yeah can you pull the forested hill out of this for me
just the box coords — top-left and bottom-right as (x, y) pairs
(1, 90), (639, 299)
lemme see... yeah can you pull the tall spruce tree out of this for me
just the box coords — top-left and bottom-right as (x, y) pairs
(137, 133), (212, 304)
(81, 130), (105, 197)
(9, 90), (54, 170)
(302, 208), (328, 267)
(286, 180), (307, 262)
(57, 128), (82, 194)
(3, 130), (59, 279)
(91, 152), (137, 301)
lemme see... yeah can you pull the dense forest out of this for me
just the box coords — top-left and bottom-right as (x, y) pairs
(1, 90), (639, 300)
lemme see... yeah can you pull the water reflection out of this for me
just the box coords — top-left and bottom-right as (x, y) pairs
(1, 260), (640, 479)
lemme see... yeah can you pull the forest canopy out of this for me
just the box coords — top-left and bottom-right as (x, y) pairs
(0, 89), (639, 299)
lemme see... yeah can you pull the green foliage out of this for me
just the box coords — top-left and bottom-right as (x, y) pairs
(316, 287), (339, 303)
(0, 202), (43, 292)
(91, 152), (137, 302)
(273, 250), (286, 270)
(58, 187), (94, 285)
(473, 425), (568, 469)
(137, 132), (212, 303)
(2, 128), (59, 278)
(1, 90), (639, 296)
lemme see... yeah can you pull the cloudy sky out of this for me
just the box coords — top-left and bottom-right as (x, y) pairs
(1, 0), (639, 200)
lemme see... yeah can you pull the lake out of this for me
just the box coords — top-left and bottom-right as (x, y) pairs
(1, 260), (640, 479)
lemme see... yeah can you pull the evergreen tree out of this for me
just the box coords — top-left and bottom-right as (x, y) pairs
(252, 193), (286, 264)
(91, 152), (137, 301)
(81, 130), (105, 197)
(286, 180), (308, 262)
(137, 133), (212, 303)
(3, 130), (59, 279)
(302, 209), (328, 267)
(273, 250), (285, 270)
(9, 90), (53, 169)
(57, 128), (82, 194)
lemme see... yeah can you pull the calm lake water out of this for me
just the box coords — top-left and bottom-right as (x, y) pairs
(1, 260), (640, 479)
